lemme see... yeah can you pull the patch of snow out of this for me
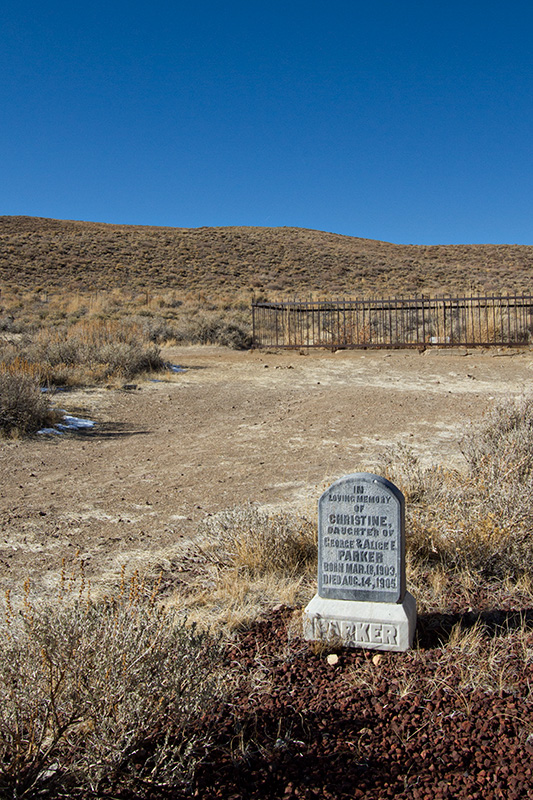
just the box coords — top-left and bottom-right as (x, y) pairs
(168, 364), (186, 373)
(37, 413), (96, 434)
(57, 415), (95, 430)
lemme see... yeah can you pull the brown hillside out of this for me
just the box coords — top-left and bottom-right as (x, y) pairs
(1, 215), (532, 297)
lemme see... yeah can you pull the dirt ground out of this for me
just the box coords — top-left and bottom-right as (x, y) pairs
(2, 345), (533, 599)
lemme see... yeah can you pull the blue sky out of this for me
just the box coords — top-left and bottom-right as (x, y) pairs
(1, 1), (532, 244)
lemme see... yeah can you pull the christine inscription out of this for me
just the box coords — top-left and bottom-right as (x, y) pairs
(318, 474), (405, 603)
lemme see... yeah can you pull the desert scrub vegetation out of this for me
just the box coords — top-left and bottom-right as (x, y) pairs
(171, 506), (317, 630)
(4, 216), (533, 296)
(0, 287), (253, 350)
(0, 318), (164, 387)
(380, 394), (533, 610)
(0, 289), (251, 438)
(0, 567), (226, 799)
(168, 311), (252, 349)
(172, 396), (533, 629)
(0, 360), (59, 436)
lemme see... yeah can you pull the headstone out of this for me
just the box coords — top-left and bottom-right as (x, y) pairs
(303, 473), (417, 652)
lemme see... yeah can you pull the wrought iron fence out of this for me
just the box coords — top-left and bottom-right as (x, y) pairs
(252, 294), (533, 349)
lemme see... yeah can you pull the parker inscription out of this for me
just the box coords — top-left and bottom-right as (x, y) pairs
(318, 474), (405, 603)
(309, 618), (399, 647)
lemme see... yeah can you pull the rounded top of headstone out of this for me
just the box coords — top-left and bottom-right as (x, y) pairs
(320, 473), (404, 506)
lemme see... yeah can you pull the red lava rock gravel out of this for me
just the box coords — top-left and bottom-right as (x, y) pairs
(170, 607), (533, 800)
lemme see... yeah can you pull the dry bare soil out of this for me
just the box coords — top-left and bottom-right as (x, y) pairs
(1, 343), (532, 594)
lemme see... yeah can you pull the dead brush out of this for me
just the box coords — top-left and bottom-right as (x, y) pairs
(172, 506), (317, 631)
(197, 505), (317, 578)
(382, 396), (533, 588)
(0, 561), (227, 798)
(23, 318), (164, 385)
(0, 360), (59, 436)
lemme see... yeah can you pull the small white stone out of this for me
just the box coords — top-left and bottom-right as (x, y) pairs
(326, 654), (339, 666)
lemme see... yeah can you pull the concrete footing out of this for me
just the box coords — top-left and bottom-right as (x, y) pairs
(303, 591), (417, 652)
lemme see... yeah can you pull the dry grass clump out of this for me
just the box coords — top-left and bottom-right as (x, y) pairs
(172, 506), (317, 631)
(433, 618), (533, 695)
(0, 361), (59, 436)
(1, 319), (164, 386)
(382, 396), (533, 590)
(350, 617), (533, 700)
(0, 566), (226, 798)
(198, 505), (317, 577)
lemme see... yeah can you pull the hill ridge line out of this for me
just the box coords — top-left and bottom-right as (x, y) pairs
(1, 216), (532, 296)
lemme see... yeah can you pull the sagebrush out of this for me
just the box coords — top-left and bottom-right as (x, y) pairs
(0, 568), (226, 798)
(0, 362), (58, 436)
(0, 287), (253, 353)
(382, 395), (533, 584)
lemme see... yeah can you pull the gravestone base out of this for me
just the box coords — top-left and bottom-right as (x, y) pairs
(303, 591), (417, 653)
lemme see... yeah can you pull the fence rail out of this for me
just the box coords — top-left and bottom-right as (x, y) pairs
(252, 295), (533, 349)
